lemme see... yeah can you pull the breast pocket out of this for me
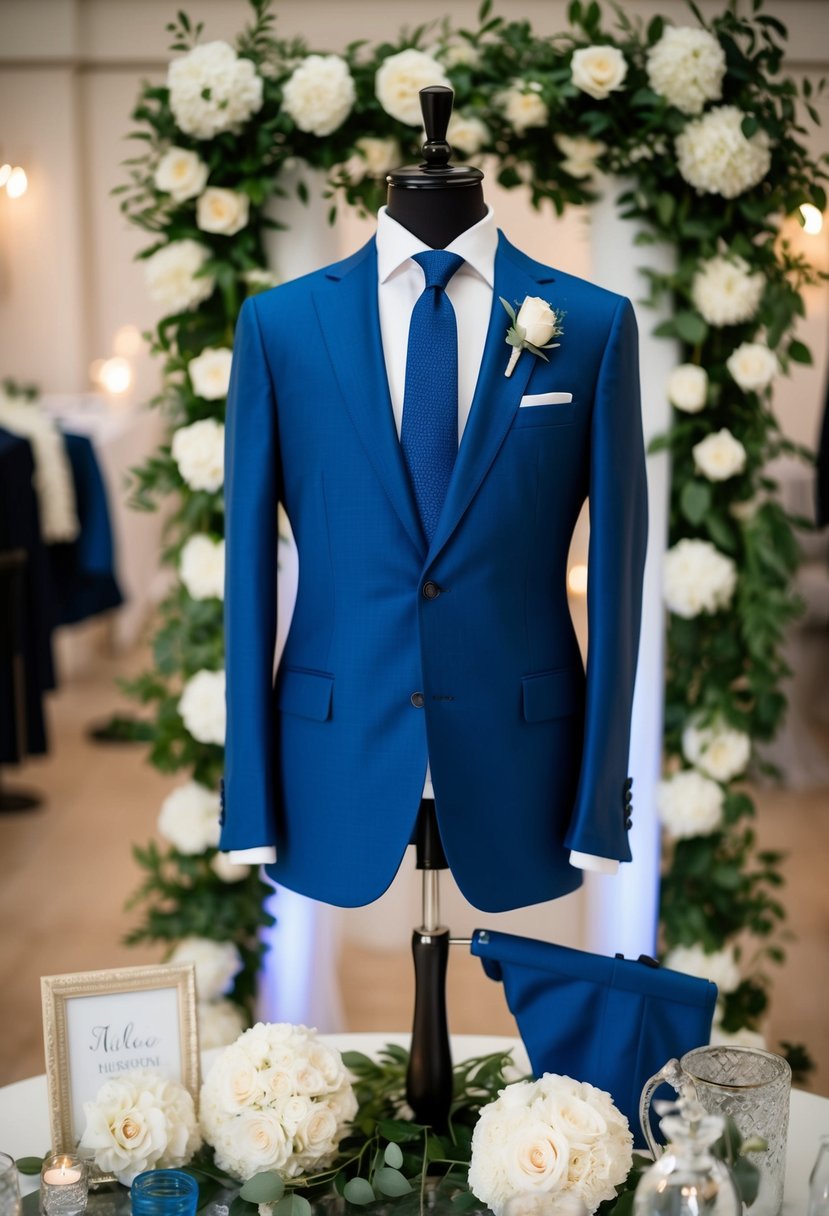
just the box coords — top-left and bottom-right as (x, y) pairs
(512, 400), (578, 429)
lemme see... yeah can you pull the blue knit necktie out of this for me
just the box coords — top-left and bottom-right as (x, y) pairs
(400, 250), (465, 543)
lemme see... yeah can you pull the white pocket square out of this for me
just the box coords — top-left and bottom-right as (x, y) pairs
(519, 392), (573, 407)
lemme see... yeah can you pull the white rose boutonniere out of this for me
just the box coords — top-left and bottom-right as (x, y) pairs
(502, 296), (564, 378)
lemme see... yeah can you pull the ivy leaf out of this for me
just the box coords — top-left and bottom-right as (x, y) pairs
(680, 480), (711, 525)
(373, 1168), (413, 1198)
(787, 339), (812, 364)
(343, 1179), (376, 1206)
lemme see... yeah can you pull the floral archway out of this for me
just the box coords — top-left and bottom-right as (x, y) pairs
(119, 0), (827, 1063)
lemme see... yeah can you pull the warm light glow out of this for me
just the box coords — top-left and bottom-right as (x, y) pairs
(113, 323), (143, 357)
(98, 356), (132, 394)
(0, 164), (11, 188)
(568, 563), (588, 594)
(89, 358), (106, 385)
(6, 166), (28, 198)
(800, 203), (824, 235)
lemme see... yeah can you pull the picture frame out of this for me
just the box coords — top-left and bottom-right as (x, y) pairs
(41, 963), (200, 1157)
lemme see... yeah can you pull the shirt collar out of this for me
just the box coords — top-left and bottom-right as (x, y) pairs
(376, 203), (497, 288)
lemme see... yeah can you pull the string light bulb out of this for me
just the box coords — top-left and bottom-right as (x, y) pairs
(6, 167), (28, 198)
(0, 164), (11, 189)
(799, 203), (824, 235)
(98, 356), (132, 395)
(568, 564), (588, 595)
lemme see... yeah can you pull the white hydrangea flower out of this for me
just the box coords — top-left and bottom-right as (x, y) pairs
(154, 147), (209, 202)
(448, 112), (490, 156)
(180, 534), (224, 600)
(341, 136), (401, 184)
(570, 46), (627, 101)
(500, 84), (549, 134)
(663, 538), (737, 618)
(646, 26), (726, 115)
(198, 1000), (247, 1050)
(158, 780), (221, 854)
(657, 770), (724, 840)
(676, 105), (771, 199)
(172, 418), (225, 492)
(727, 341), (779, 392)
(667, 363), (708, 413)
(168, 41), (264, 139)
(197, 187), (250, 236)
(693, 428), (747, 482)
(178, 668), (226, 745)
(282, 54), (356, 137)
(170, 936), (243, 1002)
(211, 852), (252, 883)
(664, 943), (741, 994)
(189, 346), (233, 401)
(691, 253), (765, 327)
(555, 134), (606, 179)
(144, 240), (215, 313)
(375, 49), (450, 125)
(682, 716), (751, 781)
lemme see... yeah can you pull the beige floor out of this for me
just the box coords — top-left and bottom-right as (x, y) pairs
(1, 641), (827, 1094)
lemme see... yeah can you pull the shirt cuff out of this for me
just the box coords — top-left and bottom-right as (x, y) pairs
(569, 850), (620, 875)
(227, 847), (276, 865)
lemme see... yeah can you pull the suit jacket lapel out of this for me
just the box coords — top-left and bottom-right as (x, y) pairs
(312, 238), (425, 557)
(425, 232), (557, 566)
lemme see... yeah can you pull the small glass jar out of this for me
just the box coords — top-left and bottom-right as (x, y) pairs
(39, 1154), (88, 1216)
(1, 1152), (22, 1216)
(130, 1170), (198, 1216)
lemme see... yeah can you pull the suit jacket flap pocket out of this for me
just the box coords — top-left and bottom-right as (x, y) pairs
(276, 667), (334, 721)
(522, 667), (583, 722)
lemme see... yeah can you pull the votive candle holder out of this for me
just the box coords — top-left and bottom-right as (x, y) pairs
(39, 1154), (88, 1216)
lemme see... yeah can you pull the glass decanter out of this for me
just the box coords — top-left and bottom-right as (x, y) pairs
(633, 1097), (742, 1216)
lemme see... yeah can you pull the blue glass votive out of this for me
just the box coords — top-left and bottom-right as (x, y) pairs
(130, 1170), (198, 1216)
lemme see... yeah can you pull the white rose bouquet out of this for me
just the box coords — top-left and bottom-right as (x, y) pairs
(200, 1022), (358, 1180)
(468, 1074), (633, 1216)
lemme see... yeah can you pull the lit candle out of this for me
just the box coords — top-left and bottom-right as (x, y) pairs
(42, 1166), (81, 1186)
(40, 1153), (87, 1216)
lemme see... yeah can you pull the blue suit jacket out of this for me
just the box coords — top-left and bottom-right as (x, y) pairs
(220, 230), (648, 912)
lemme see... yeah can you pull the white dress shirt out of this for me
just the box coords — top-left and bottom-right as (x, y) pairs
(228, 205), (618, 876)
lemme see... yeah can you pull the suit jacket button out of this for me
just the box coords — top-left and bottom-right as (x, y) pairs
(422, 581), (441, 600)
(411, 691), (425, 708)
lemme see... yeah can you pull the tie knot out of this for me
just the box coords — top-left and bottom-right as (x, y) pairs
(413, 250), (465, 291)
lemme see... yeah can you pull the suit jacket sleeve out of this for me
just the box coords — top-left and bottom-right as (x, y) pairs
(220, 295), (280, 851)
(564, 295), (648, 862)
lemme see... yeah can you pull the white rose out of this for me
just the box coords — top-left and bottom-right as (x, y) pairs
(231, 1109), (291, 1173)
(180, 534), (224, 601)
(189, 346), (234, 400)
(211, 852), (252, 883)
(663, 539), (737, 618)
(547, 1095), (607, 1148)
(692, 253), (765, 328)
(505, 1118), (570, 1194)
(172, 418), (225, 492)
(664, 943), (741, 993)
(243, 267), (281, 292)
(501, 85), (549, 134)
(448, 112), (490, 156)
(170, 936), (243, 1002)
(178, 668), (226, 745)
(554, 134), (606, 180)
(676, 105), (771, 200)
(440, 42), (481, 68)
(168, 41), (264, 140)
(709, 1024), (766, 1049)
(646, 27), (726, 115)
(198, 1000), (247, 1050)
(657, 770), (724, 840)
(504, 1194), (588, 1216)
(341, 136), (401, 184)
(693, 427), (747, 482)
(570, 46), (627, 101)
(667, 363), (708, 413)
(375, 49), (450, 125)
(282, 54), (356, 137)
(296, 1104), (338, 1151)
(144, 240), (215, 313)
(682, 717), (751, 781)
(158, 780), (220, 854)
(516, 296), (558, 347)
(154, 147), (209, 202)
(197, 187), (250, 236)
(726, 341), (779, 393)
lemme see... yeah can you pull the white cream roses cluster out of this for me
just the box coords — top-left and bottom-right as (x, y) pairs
(570, 46), (627, 101)
(170, 936), (244, 1002)
(158, 780), (221, 854)
(154, 147), (209, 202)
(172, 418), (225, 492)
(448, 112), (490, 156)
(80, 1069), (201, 1186)
(375, 49), (450, 125)
(468, 1074), (632, 1216)
(657, 770), (724, 840)
(342, 137), (401, 183)
(664, 943), (741, 994)
(190, 347), (234, 400)
(646, 27), (726, 115)
(667, 364), (708, 413)
(197, 188), (250, 236)
(727, 341), (779, 392)
(145, 240), (215, 313)
(663, 539), (737, 618)
(693, 428), (747, 482)
(676, 105), (771, 199)
(200, 1022), (358, 1180)
(180, 534), (225, 600)
(691, 253), (765, 327)
(682, 716), (751, 781)
(555, 134), (607, 180)
(500, 82), (549, 134)
(178, 667), (226, 745)
(282, 55), (356, 137)
(168, 41), (264, 139)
